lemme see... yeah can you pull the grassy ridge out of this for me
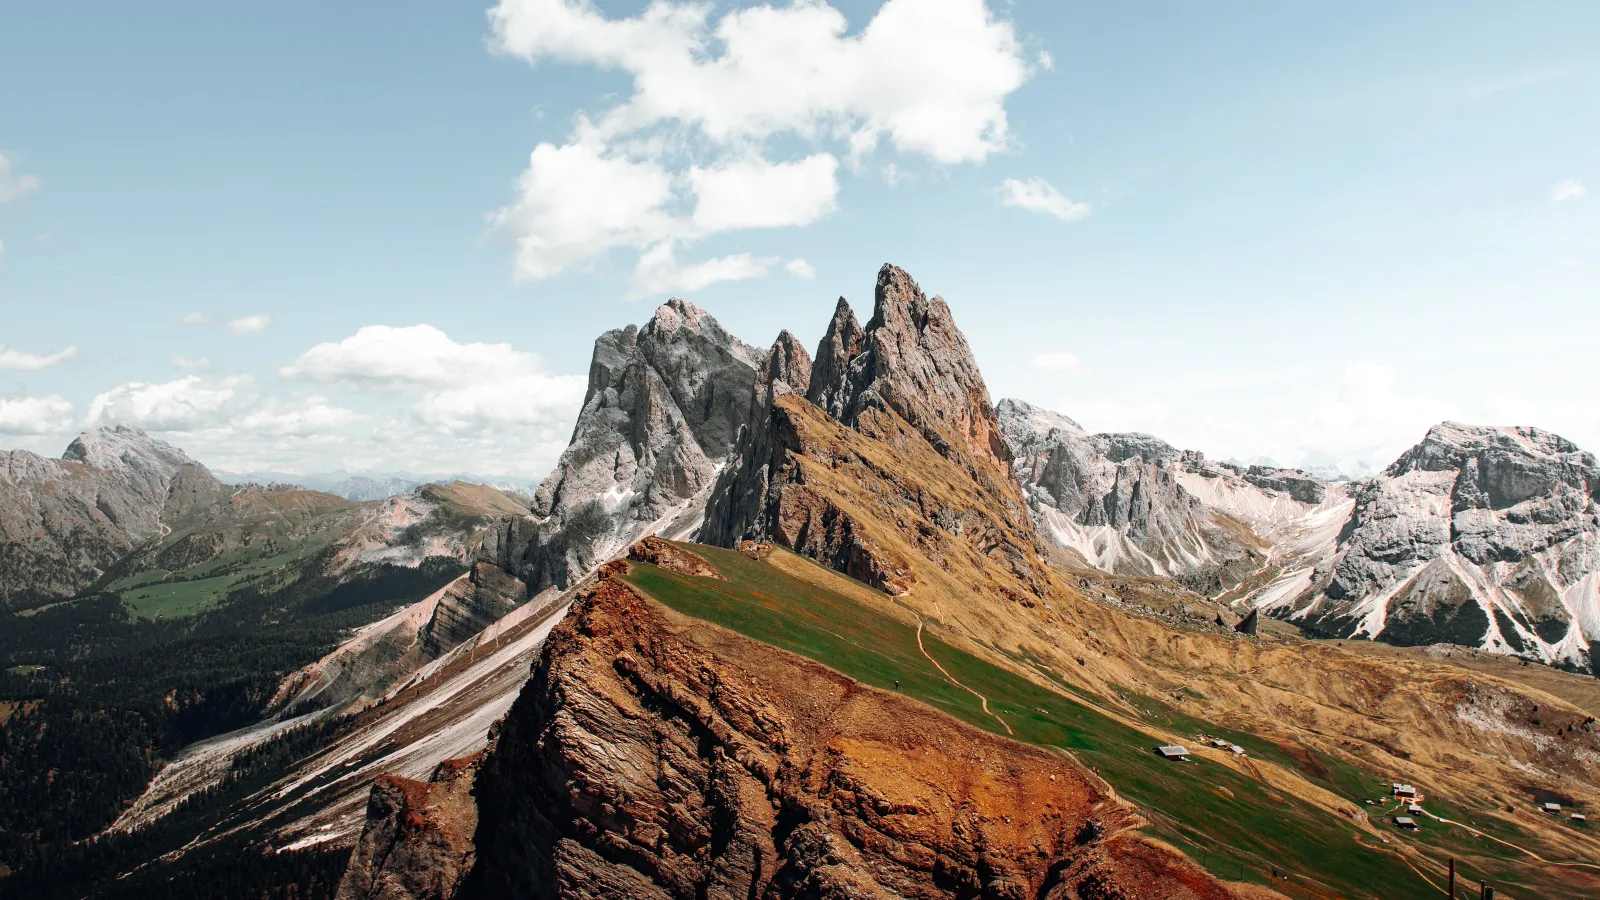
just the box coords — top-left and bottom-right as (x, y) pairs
(619, 543), (1436, 899)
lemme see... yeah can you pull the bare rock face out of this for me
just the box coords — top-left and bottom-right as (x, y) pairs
(337, 755), (482, 900)
(1288, 422), (1600, 665)
(419, 562), (529, 658)
(0, 426), (223, 606)
(807, 264), (1013, 483)
(488, 300), (762, 594)
(707, 265), (1052, 602)
(997, 398), (1329, 583)
(338, 568), (1248, 900)
(700, 330), (813, 547)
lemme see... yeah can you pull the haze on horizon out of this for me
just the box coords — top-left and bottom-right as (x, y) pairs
(2, 0), (1596, 480)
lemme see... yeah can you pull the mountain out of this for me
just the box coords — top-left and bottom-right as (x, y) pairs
(341, 545), (1249, 900)
(997, 398), (1337, 591)
(0, 431), (540, 891)
(706, 265), (1051, 601)
(999, 400), (1600, 669)
(330, 264), (1600, 900)
(0, 426), (223, 607)
(481, 298), (763, 596)
(215, 470), (533, 501)
(13, 267), (1600, 899)
(327, 475), (425, 502)
(1245, 422), (1600, 667)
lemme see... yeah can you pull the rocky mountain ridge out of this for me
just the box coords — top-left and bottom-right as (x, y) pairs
(0, 425), (220, 606)
(339, 549), (1254, 900)
(19, 265), (1600, 897)
(997, 398), (1334, 589)
(481, 298), (763, 598)
(1245, 422), (1600, 667)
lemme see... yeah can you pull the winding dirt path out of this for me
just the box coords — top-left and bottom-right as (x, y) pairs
(1415, 809), (1600, 872)
(913, 616), (1013, 735)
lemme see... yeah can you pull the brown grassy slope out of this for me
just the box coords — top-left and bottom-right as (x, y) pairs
(454, 570), (1265, 900)
(747, 393), (1600, 889)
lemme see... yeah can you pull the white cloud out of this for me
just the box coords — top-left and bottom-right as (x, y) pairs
(632, 245), (777, 298)
(182, 312), (210, 326)
(0, 344), (78, 371)
(1031, 351), (1080, 371)
(226, 314), (272, 334)
(785, 258), (816, 279)
(87, 376), (250, 432)
(491, 0), (1027, 162)
(415, 375), (587, 434)
(1552, 179), (1586, 202)
(689, 154), (840, 232)
(997, 177), (1092, 222)
(0, 154), (41, 204)
(1038, 50), (1055, 71)
(486, 0), (1033, 288)
(0, 395), (74, 435)
(281, 324), (587, 436)
(237, 397), (365, 437)
(172, 355), (212, 371)
(491, 140), (676, 281)
(284, 324), (546, 388)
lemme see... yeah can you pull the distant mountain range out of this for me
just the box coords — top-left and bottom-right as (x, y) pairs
(212, 468), (534, 501)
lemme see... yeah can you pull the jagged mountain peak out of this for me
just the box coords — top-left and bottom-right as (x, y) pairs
(806, 297), (865, 419)
(996, 397), (1087, 439)
(494, 300), (761, 594)
(808, 263), (1012, 474)
(62, 424), (200, 476)
(641, 296), (764, 369)
(759, 329), (812, 400)
(1394, 420), (1595, 476)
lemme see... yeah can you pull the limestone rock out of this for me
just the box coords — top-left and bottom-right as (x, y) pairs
(700, 330), (813, 547)
(998, 398), (1325, 582)
(491, 299), (761, 594)
(0, 425), (222, 606)
(1288, 422), (1600, 665)
(706, 265), (1052, 599)
(806, 264), (1013, 481)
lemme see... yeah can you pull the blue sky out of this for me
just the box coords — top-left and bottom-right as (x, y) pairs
(1, 1), (1596, 478)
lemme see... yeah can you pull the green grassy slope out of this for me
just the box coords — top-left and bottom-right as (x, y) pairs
(619, 542), (1440, 899)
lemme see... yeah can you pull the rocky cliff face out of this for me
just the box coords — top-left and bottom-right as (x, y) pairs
(336, 755), (482, 900)
(339, 559), (1250, 900)
(484, 299), (762, 596)
(1271, 422), (1600, 666)
(808, 265), (1015, 487)
(707, 265), (1050, 601)
(0, 425), (223, 606)
(998, 398), (1327, 585)
(700, 330), (812, 547)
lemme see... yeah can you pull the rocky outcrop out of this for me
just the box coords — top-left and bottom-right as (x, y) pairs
(807, 265), (1014, 485)
(274, 561), (531, 716)
(0, 426), (224, 606)
(700, 330), (812, 547)
(626, 535), (725, 580)
(339, 567), (1251, 900)
(419, 562), (529, 658)
(998, 399), (1329, 581)
(1279, 422), (1600, 665)
(336, 755), (482, 900)
(487, 300), (762, 595)
(707, 266), (1052, 600)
